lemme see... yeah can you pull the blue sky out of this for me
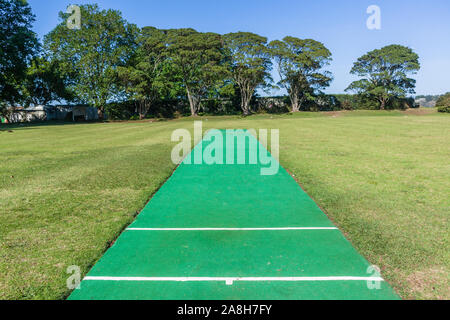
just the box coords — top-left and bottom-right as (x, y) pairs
(28, 0), (450, 95)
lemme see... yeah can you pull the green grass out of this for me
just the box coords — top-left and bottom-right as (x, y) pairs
(0, 110), (448, 300)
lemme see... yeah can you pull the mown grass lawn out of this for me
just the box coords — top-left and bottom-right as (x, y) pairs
(0, 110), (448, 300)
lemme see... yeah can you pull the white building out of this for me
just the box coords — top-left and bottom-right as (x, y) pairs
(2, 105), (99, 123)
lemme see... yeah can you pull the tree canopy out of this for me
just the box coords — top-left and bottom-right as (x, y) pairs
(166, 29), (228, 116)
(269, 37), (332, 112)
(223, 32), (272, 115)
(0, 2), (432, 120)
(346, 45), (420, 110)
(22, 56), (74, 106)
(436, 92), (450, 107)
(0, 0), (38, 120)
(44, 4), (138, 117)
(117, 27), (169, 119)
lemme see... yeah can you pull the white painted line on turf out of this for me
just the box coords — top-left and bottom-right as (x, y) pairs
(83, 276), (384, 285)
(126, 227), (339, 231)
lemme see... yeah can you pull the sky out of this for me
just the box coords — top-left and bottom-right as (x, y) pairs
(27, 0), (450, 95)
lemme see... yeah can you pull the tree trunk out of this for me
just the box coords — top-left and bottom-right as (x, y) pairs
(242, 104), (251, 116)
(290, 92), (300, 112)
(138, 99), (151, 120)
(379, 98), (386, 110)
(97, 107), (104, 120)
(186, 88), (198, 116)
(138, 101), (143, 120)
(241, 89), (252, 116)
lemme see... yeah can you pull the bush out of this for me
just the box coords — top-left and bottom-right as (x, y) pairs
(437, 106), (450, 113)
(106, 99), (187, 120)
(314, 94), (342, 111)
(256, 96), (290, 113)
(334, 94), (415, 110)
(106, 101), (135, 120)
(104, 93), (421, 119)
(390, 96), (415, 110)
(436, 92), (450, 107)
(335, 94), (377, 110)
(200, 98), (240, 115)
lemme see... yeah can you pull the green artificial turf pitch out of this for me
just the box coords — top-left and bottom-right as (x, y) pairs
(69, 130), (399, 300)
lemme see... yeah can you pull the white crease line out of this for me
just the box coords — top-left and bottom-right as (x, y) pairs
(126, 227), (338, 231)
(84, 276), (384, 284)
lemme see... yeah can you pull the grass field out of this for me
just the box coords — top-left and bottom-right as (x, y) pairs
(0, 109), (448, 300)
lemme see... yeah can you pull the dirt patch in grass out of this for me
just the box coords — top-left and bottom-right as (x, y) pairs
(321, 111), (347, 118)
(402, 108), (436, 116)
(406, 267), (449, 300)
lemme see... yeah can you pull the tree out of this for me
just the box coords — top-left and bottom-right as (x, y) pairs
(44, 4), (138, 118)
(269, 37), (332, 112)
(117, 27), (168, 119)
(22, 56), (74, 106)
(166, 29), (227, 116)
(0, 0), (38, 121)
(346, 45), (420, 110)
(223, 32), (272, 115)
(436, 92), (450, 107)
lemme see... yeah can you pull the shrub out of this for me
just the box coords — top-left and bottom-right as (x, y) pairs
(437, 106), (450, 113)
(106, 101), (135, 120)
(436, 92), (450, 107)
(256, 96), (290, 114)
(106, 99), (186, 120)
(390, 96), (415, 110)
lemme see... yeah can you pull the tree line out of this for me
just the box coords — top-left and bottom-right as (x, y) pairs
(1, 1), (427, 122)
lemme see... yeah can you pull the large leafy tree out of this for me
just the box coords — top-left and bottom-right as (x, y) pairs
(269, 37), (332, 112)
(117, 27), (168, 119)
(0, 0), (38, 121)
(22, 56), (74, 106)
(223, 32), (272, 115)
(346, 45), (420, 110)
(44, 4), (138, 118)
(166, 29), (227, 116)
